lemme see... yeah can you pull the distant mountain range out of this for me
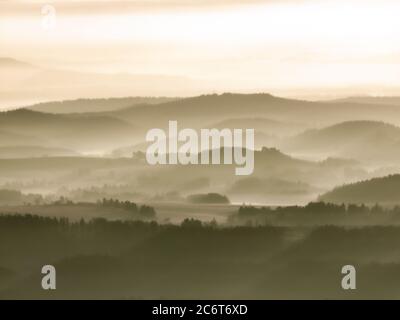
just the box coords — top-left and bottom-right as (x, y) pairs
(0, 57), (198, 108)
(3, 93), (400, 160)
(3, 57), (400, 206)
(103, 93), (400, 129)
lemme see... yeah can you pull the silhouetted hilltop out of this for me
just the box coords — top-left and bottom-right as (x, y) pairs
(109, 93), (314, 128)
(255, 147), (311, 168)
(287, 121), (400, 145)
(319, 174), (400, 204)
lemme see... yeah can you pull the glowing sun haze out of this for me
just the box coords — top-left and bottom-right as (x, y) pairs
(1, 0), (400, 99)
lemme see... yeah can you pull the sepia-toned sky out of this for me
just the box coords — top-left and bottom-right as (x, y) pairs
(1, 0), (400, 98)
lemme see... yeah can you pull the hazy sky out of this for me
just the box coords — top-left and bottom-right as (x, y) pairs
(1, 0), (400, 98)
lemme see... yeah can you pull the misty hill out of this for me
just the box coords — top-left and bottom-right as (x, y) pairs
(0, 109), (138, 152)
(107, 116), (300, 156)
(0, 146), (366, 205)
(208, 117), (305, 148)
(108, 129), (285, 156)
(107, 93), (400, 130)
(319, 174), (400, 204)
(131, 147), (364, 203)
(28, 97), (178, 114)
(281, 121), (400, 163)
(208, 117), (304, 136)
(110, 93), (312, 128)
(8, 93), (400, 154)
